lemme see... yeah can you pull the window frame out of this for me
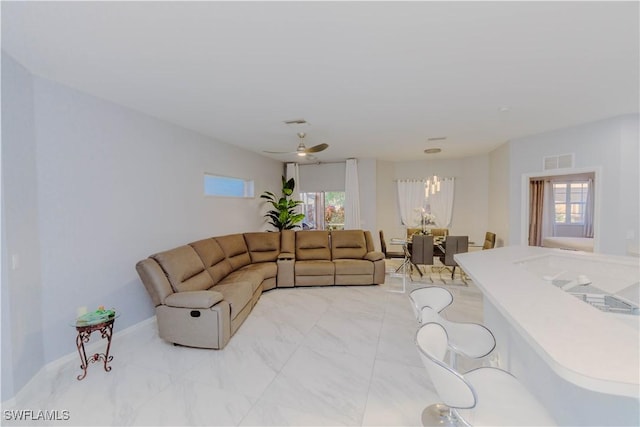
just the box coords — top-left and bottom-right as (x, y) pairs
(203, 173), (255, 198)
(553, 180), (589, 225)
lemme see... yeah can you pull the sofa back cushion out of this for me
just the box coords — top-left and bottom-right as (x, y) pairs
(244, 232), (280, 263)
(281, 230), (296, 254)
(151, 245), (214, 293)
(296, 230), (331, 261)
(190, 238), (233, 285)
(331, 230), (367, 260)
(215, 234), (251, 270)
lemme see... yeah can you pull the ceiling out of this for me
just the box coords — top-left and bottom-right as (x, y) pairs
(2, 1), (638, 163)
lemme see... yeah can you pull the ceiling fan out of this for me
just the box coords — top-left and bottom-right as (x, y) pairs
(263, 132), (329, 157)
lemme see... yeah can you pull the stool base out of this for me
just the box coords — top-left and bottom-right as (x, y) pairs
(421, 403), (458, 426)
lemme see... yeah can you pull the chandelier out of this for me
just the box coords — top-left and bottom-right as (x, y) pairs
(425, 175), (441, 198)
(423, 147), (442, 198)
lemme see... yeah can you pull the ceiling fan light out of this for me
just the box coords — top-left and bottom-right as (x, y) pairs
(297, 152), (306, 157)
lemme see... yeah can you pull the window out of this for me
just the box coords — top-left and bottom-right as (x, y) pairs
(300, 191), (345, 230)
(204, 174), (254, 198)
(553, 181), (588, 224)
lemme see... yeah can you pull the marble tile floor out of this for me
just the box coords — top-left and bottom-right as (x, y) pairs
(3, 267), (484, 427)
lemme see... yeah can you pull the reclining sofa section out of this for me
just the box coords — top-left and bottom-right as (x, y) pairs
(136, 229), (385, 349)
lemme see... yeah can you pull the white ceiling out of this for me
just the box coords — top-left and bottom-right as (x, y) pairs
(2, 1), (638, 163)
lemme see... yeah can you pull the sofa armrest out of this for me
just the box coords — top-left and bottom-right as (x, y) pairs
(278, 252), (295, 260)
(364, 251), (385, 262)
(164, 290), (224, 309)
(277, 253), (295, 287)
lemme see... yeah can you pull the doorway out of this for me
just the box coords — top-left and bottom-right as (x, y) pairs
(520, 167), (601, 253)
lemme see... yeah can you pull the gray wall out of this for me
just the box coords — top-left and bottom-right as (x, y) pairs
(1, 51), (283, 400)
(508, 114), (640, 255)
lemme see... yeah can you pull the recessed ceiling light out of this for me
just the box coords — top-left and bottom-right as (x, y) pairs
(427, 136), (447, 141)
(424, 148), (442, 154)
(499, 106), (510, 112)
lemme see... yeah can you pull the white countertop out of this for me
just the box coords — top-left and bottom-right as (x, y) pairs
(455, 246), (640, 398)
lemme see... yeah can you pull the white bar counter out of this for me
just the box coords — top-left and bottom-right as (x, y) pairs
(455, 246), (639, 426)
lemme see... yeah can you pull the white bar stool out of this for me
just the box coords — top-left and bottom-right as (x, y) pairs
(409, 287), (496, 425)
(415, 322), (556, 426)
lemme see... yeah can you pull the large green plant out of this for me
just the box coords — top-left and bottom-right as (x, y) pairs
(260, 176), (306, 230)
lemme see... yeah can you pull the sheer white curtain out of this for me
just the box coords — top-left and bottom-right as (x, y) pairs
(429, 178), (455, 228)
(286, 163), (302, 216)
(344, 159), (361, 229)
(542, 179), (556, 239)
(396, 180), (426, 227)
(583, 178), (594, 238)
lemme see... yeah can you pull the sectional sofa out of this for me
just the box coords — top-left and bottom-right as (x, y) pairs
(136, 229), (385, 349)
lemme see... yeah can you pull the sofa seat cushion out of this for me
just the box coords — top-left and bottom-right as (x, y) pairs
(152, 245), (214, 293)
(220, 268), (268, 293)
(210, 281), (253, 320)
(242, 262), (277, 280)
(333, 259), (374, 275)
(295, 260), (335, 276)
(164, 290), (224, 309)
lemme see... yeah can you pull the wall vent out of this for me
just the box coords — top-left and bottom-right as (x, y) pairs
(543, 153), (574, 171)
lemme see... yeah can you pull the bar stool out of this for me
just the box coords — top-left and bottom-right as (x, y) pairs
(415, 322), (556, 426)
(409, 287), (496, 425)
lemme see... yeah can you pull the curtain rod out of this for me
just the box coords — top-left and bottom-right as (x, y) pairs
(299, 160), (346, 165)
(394, 177), (455, 182)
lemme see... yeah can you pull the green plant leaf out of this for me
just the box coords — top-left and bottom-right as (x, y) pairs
(259, 175), (305, 231)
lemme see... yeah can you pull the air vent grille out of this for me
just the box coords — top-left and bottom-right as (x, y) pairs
(543, 153), (574, 171)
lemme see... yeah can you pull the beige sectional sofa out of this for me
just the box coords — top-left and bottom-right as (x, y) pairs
(136, 229), (385, 349)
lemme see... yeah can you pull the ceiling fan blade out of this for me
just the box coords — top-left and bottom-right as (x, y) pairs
(263, 149), (295, 154)
(304, 143), (329, 153)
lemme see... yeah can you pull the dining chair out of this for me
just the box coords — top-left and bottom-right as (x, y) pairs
(482, 231), (496, 250)
(415, 322), (556, 427)
(379, 230), (405, 260)
(406, 227), (422, 239)
(438, 236), (469, 281)
(430, 228), (449, 238)
(410, 235), (433, 281)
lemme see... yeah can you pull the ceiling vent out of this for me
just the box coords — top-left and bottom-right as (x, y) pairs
(543, 153), (574, 171)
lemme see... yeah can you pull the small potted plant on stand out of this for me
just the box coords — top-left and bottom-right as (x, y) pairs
(260, 176), (305, 231)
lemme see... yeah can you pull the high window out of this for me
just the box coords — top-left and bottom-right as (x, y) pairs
(300, 191), (345, 230)
(204, 174), (254, 198)
(553, 181), (589, 224)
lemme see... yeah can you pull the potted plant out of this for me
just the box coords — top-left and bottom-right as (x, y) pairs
(260, 176), (306, 230)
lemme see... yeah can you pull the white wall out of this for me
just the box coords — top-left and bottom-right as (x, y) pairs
(376, 155), (491, 247)
(375, 160), (398, 251)
(619, 114), (640, 256)
(1, 52), (45, 402)
(1, 51), (283, 399)
(356, 158), (377, 234)
(508, 114), (640, 256)
(488, 142), (510, 247)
